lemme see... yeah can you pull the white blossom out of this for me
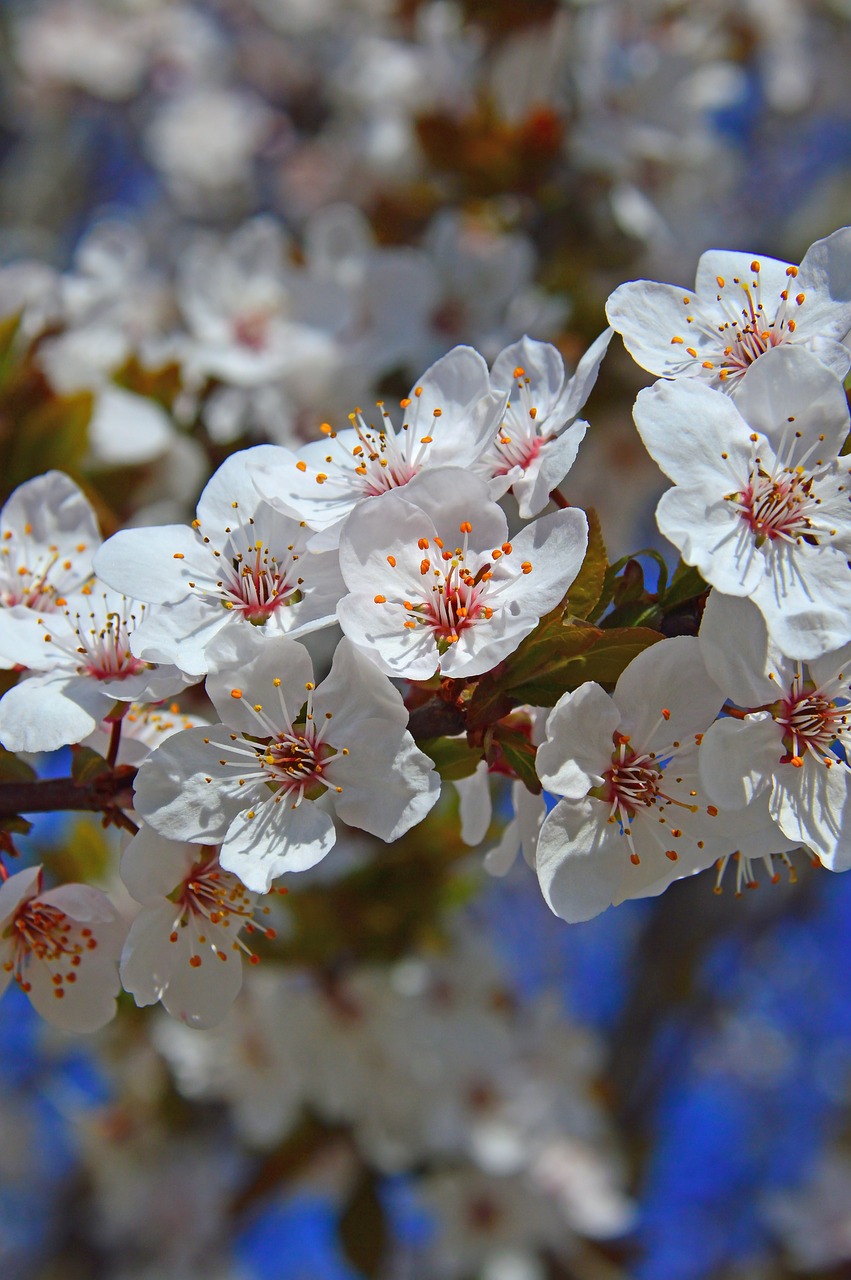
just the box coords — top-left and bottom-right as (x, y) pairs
(534, 637), (780, 922)
(250, 346), (508, 548)
(133, 629), (439, 892)
(120, 826), (273, 1029)
(698, 590), (851, 872)
(0, 471), (100, 668)
(480, 331), (612, 517)
(336, 467), (588, 680)
(0, 586), (190, 753)
(93, 450), (344, 676)
(606, 227), (851, 393)
(633, 345), (851, 659)
(0, 866), (123, 1033)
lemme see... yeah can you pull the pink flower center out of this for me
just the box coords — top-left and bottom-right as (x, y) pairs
(776, 681), (849, 766)
(1, 530), (89, 612)
(705, 260), (804, 385)
(599, 739), (663, 821)
(589, 727), (705, 866)
(184, 524), (306, 624)
(75, 607), (149, 680)
(232, 309), (272, 351)
(170, 855), (271, 968)
(257, 726), (338, 803)
(347, 411), (425, 497)
(5, 898), (95, 1000)
(492, 365), (548, 475)
(729, 464), (815, 545)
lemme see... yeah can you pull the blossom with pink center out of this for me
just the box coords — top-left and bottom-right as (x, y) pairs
(133, 628), (440, 892)
(479, 330), (612, 517)
(249, 345), (508, 549)
(0, 471), (101, 669)
(698, 591), (851, 872)
(0, 587), (190, 753)
(633, 345), (851, 660)
(606, 228), (851, 394)
(534, 638), (782, 922)
(119, 825), (274, 1028)
(177, 216), (349, 388)
(0, 866), (123, 1032)
(93, 450), (343, 676)
(336, 467), (588, 680)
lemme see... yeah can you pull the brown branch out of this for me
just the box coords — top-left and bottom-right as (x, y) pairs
(0, 767), (137, 820)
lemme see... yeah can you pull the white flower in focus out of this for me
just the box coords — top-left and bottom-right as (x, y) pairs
(633, 346), (851, 660)
(0, 866), (123, 1032)
(698, 590), (851, 873)
(0, 587), (190, 753)
(606, 227), (851, 392)
(0, 471), (100, 668)
(534, 637), (777, 923)
(337, 467), (588, 680)
(250, 346), (508, 548)
(119, 826), (272, 1029)
(133, 629), (440, 892)
(93, 450), (344, 676)
(482, 331), (612, 517)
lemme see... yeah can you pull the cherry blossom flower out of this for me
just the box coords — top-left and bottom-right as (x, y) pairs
(0, 587), (190, 753)
(93, 450), (343, 676)
(422, 209), (569, 364)
(176, 216), (348, 389)
(534, 637), (779, 923)
(133, 629), (440, 892)
(336, 467), (588, 680)
(452, 709), (547, 875)
(633, 345), (851, 660)
(480, 330), (612, 517)
(250, 346), (508, 549)
(0, 471), (100, 668)
(0, 866), (123, 1033)
(606, 226), (851, 393)
(119, 826), (275, 1029)
(82, 701), (208, 767)
(698, 590), (851, 872)
(419, 1167), (566, 1277)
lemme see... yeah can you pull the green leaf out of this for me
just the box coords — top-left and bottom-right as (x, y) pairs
(113, 355), (183, 412)
(70, 745), (111, 786)
(660, 561), (707, 611)
(6, 390), (93, 490)
(419, 734), (484, 781)
(0, 746), (36, 784)
(0, 312), (22, 392)
(489, 723), (541, 794)
(566, 506), (608, 620)
(511, 626), (663, 700)
(467, 617), (601, 727)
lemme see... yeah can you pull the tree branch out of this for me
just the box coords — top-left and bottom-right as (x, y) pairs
(0, 767), (137, 820)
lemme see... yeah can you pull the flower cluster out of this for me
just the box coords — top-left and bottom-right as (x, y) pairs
(4, 224), (851, 1031)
